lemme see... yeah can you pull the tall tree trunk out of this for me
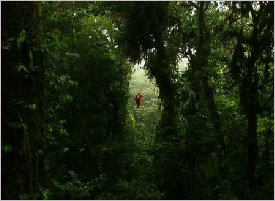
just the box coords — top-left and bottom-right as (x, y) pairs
(2, 2), (46, 198)
(148, 3), (182, 199)
(244, 2), (273, 195)
(241, 58), (259, 193)
(197, 2), (224, 151)
(191, 2), (228, 198)
(150, 3), (178, 140)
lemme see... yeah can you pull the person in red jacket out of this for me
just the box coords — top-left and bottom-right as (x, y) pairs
(135, 93), (142, 108)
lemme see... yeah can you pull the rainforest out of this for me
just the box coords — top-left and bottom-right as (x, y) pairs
(1, 1), (274, 200)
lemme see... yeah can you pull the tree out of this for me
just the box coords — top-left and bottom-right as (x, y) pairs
(227, 2), (273, 195)
(2, 2), (46, 199)
(2, 1), (273, 200)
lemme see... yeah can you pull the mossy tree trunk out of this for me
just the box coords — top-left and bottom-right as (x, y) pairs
(2, 2), (46, 198)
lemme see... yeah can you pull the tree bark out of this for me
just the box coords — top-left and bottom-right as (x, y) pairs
(150, 3), (178, 141)
(2, 2), (46, 198)
(231, 2), (273, 195)
(192, 2), (228, 198)
(148, 3), (182, 199)
(196, 2), (224, 149)
(241, 57), (259, 192)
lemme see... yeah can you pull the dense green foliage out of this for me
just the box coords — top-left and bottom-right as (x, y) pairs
(2, 1), (273, 200)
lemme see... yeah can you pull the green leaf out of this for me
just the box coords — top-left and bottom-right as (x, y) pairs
(60, 128), (69, 136)
(29, 50), (33, 70)
(59, 75), (66, 83)
(2, 38), (16, 50)
(15, 63), (28, 73)
(41, 189), (52, 200)
(51, 179), (66, 191)
(8, 122), (27, 130)
(59, 120), (66, 124)
(17, 30), (26, 50)
(25, 103), (37, 110)
(37, 149), (43, 155)
(3, 144), (12, 152)
(63, 95), (73, 102)
(2, 44), (11, 50)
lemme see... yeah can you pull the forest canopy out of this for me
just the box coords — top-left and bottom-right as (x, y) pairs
(1, 1), (274, 200)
